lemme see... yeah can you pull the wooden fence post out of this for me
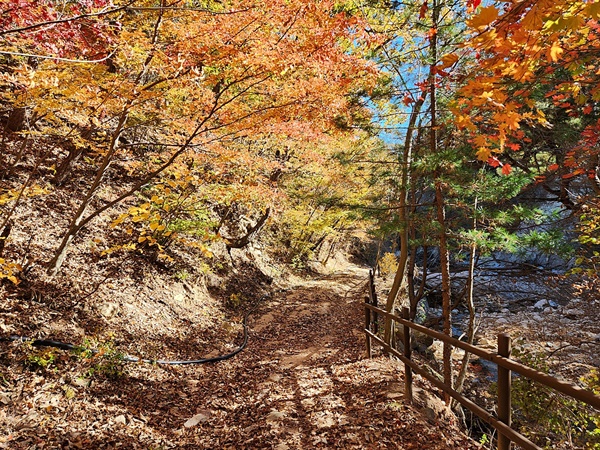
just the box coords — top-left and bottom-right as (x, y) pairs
(498, 333), (512, 450)
(402, 307), (413, 403)
(370, 270), (379, 334)
(365, 297), (372, 358)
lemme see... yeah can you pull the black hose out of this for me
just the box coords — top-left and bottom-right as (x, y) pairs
(0, 290), (277, 366)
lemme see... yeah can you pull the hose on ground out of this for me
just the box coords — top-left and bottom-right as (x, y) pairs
(0, 290), (280, 365)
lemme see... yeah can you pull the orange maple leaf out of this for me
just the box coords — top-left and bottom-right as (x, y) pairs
(438, 53), (459, 69)
(476, 147), (492, 161)
(467, 6), (498, 30)
(501, 163), (512, 175)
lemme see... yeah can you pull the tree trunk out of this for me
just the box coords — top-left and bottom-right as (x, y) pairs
(429, 0), (453, 404)
(5, 107), (27, 133)
(224, 208), (271, 250)
(454, 198), (478, 401)
(47, 110), (129, 276)
(383, 96), (426, 347)
(0, 221), (11, 257)
(435, 180), (453, 405)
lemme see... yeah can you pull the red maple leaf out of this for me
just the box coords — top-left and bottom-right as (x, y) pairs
(487, 156), (501, 167)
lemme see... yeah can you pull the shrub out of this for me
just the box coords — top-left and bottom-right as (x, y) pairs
(378, 252), (398, 278)
(509, 343), (599, 449)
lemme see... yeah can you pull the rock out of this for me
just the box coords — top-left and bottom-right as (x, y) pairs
(533, 300), (547, 311)
(452, 326), (463, 339)
(184, 410), (212, 428)
(266, 410), (286, 424)
(114, 414), (127, 425)
(423, 407), (436, 422)
(205, 273), (222, 289)
(100, 302), (119, 319)
(543, 307), (553, 314)
(413, 330), (434, 351)
(429, 341), (444, 360)
(73, 377), (91, 388)
(476, 359), (499, 381)
(564, 308), (585, 319)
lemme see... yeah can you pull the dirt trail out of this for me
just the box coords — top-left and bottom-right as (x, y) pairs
(1, 269), (480, 449)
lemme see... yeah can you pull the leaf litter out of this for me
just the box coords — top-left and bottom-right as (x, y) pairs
(1, 267), (482, 449)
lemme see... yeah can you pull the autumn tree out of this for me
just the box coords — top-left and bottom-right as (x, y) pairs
(0, 0), (379, 277)
(455, 0), (600, 274)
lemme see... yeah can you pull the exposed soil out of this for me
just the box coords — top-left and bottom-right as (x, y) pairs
(0, 265), (481, 449)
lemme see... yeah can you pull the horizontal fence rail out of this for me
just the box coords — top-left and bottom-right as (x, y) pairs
(364, 274), (600, 450)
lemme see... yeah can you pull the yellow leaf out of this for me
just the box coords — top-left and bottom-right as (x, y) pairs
(575, 94), (587, 105)
(467, 6), (498, 30)
(455, 114), (475, 130)
(547, 41), (563, 62)
(132, 212), (150, 222)
(111, 213), (128, 228)
(476, 147), (492, 161)
(439, 53), (459, 69)
(586, 2), (600, 19)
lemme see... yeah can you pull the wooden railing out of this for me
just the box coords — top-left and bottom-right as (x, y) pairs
(364, 271), (600, 450)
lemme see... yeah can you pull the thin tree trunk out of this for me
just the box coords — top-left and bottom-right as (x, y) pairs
(429, 0), (453, 404)
(435, 180), (453, 404)
(322, 238), (337, 266)
(3, 135), (29, 179)
(47, 109), (129, 275)
(454, 199), (477, 400)
(383, 95), (426, 347)
(374, 239), (383, 276)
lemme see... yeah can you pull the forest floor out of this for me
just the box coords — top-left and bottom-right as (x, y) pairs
(0, 261), (482, 449)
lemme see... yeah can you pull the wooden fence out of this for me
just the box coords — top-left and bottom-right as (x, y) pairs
(364, 270), (600, 450)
